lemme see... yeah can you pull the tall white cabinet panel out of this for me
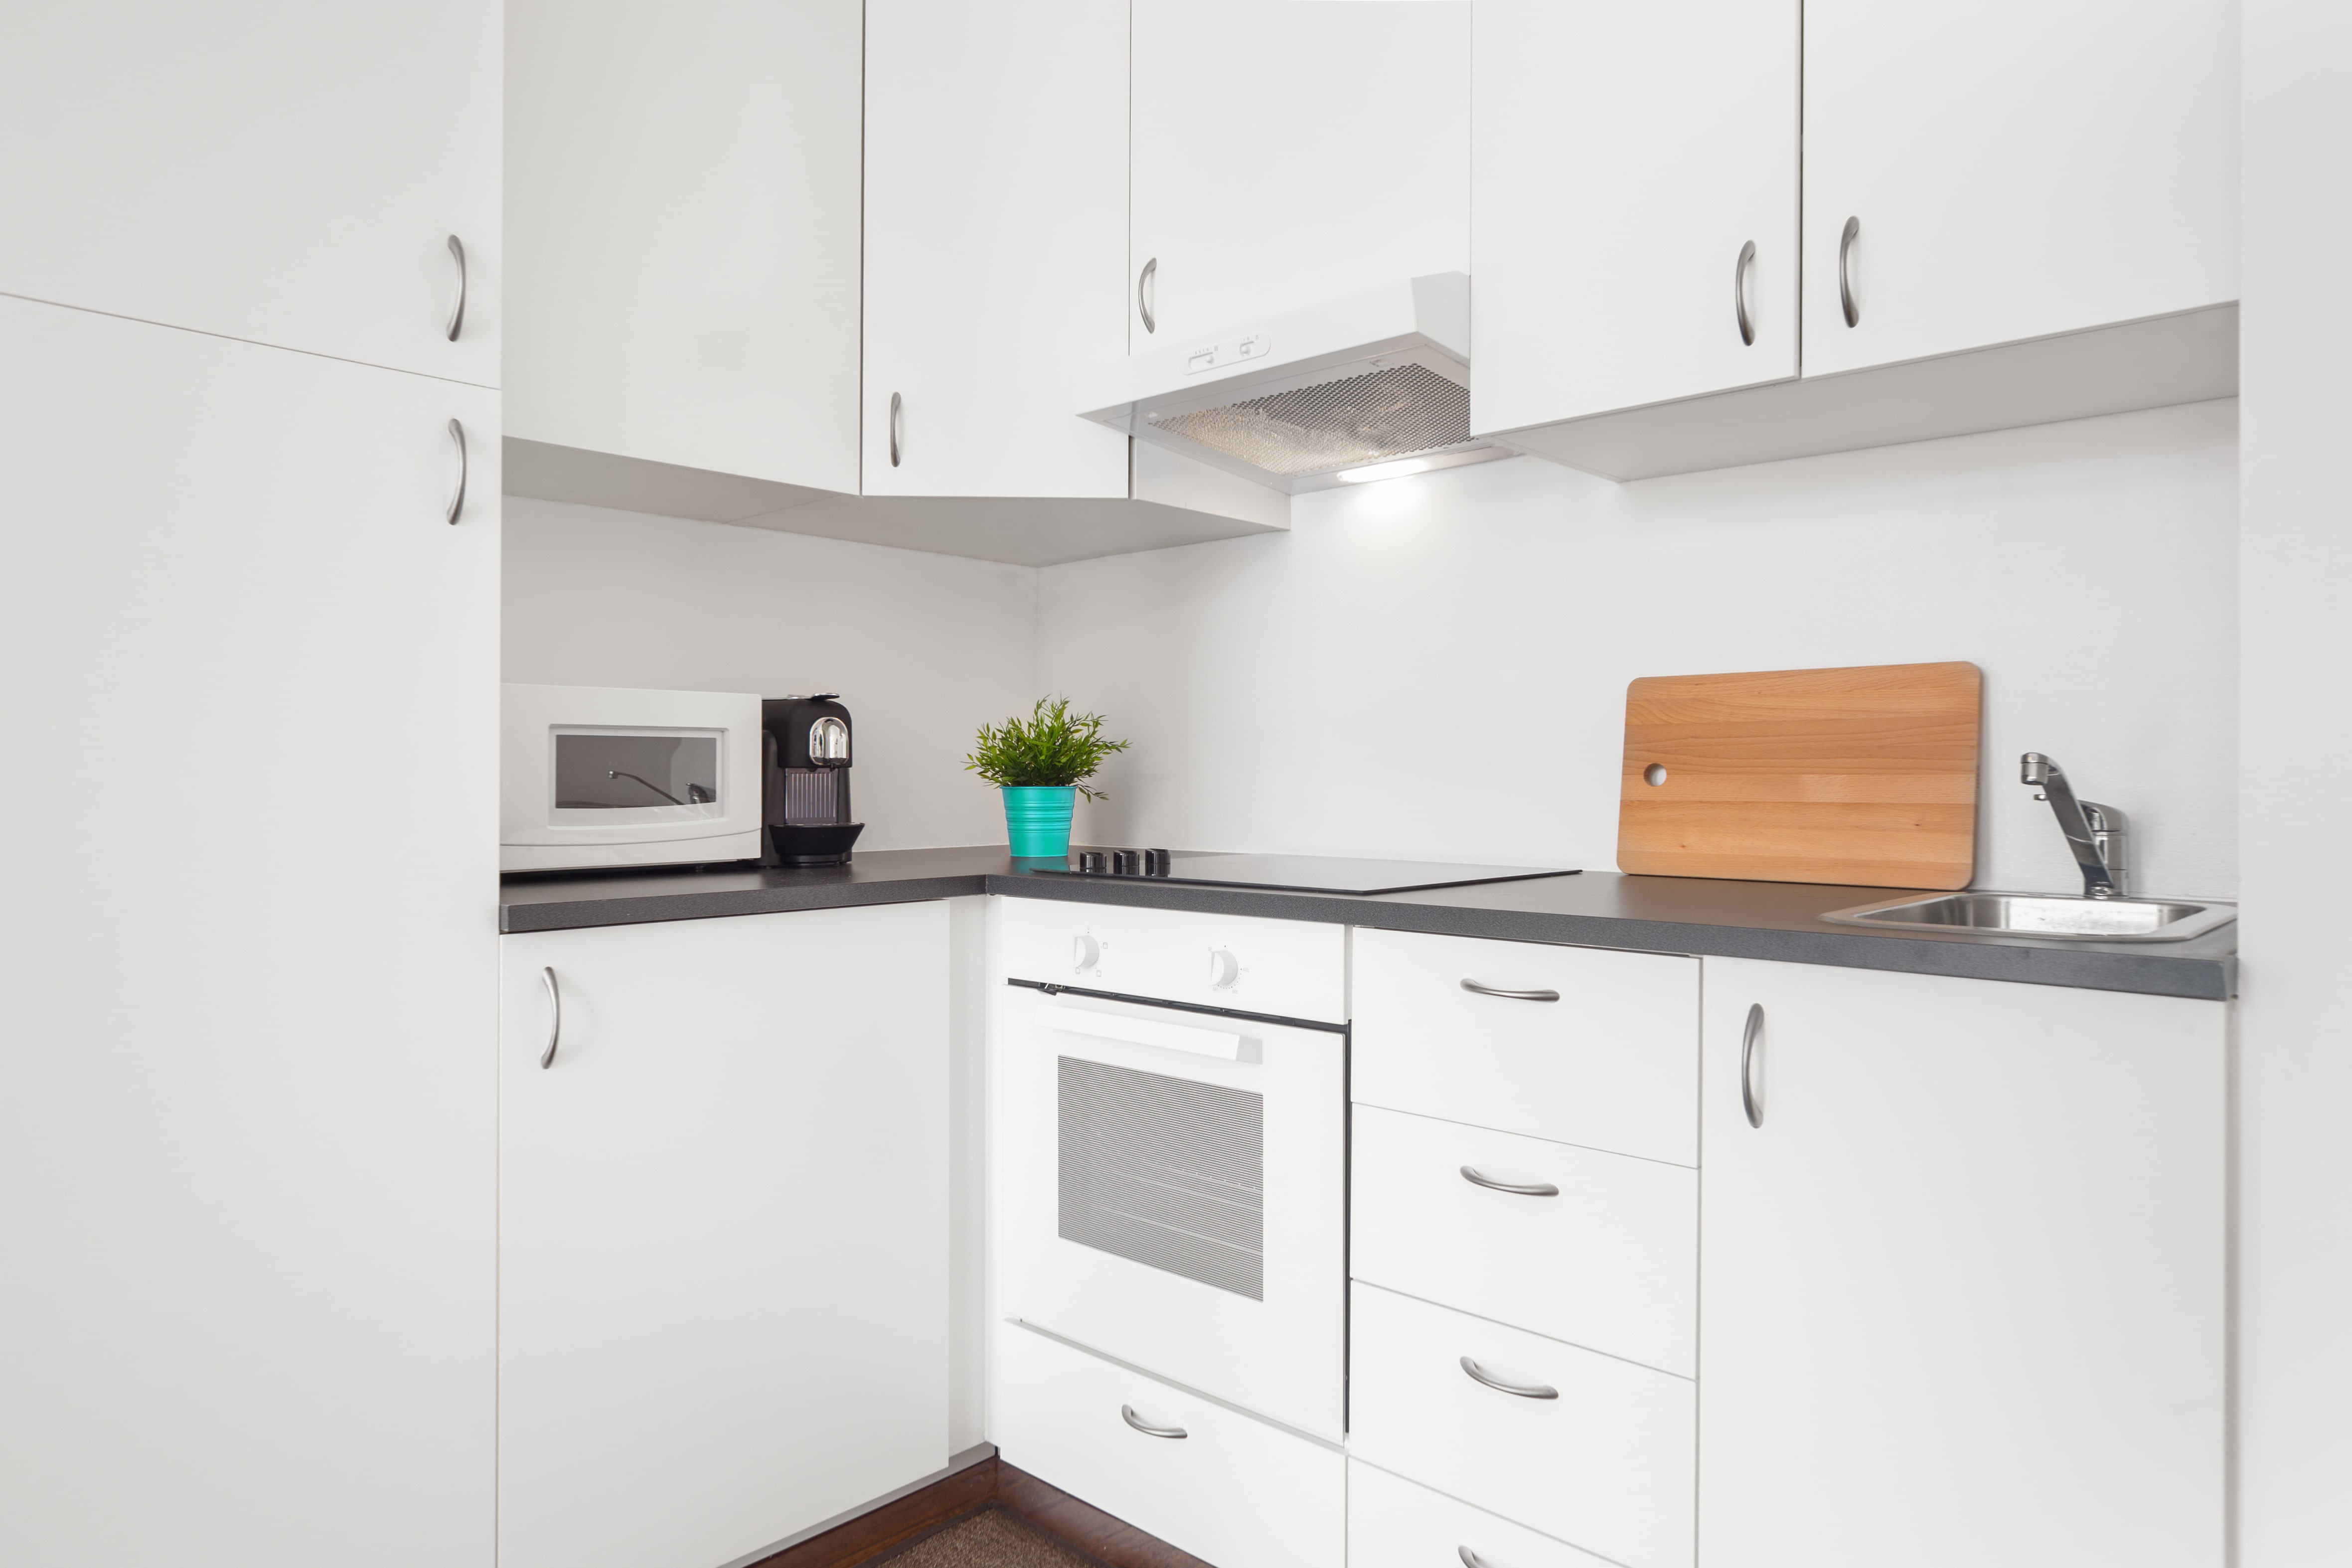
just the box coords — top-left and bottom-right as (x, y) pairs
(1698, 959), (2225, 1568)
(1801, 0), (2238, 377)
(0, 2), (500, 385)
(862, 0), (1131, 498)
(498, 904), (950, 1568)
(0, 297), (499, 1567)
(1130, 1), (1469, 348)
(1471, 0), (1799, 431)
(506, 0), (861, 492)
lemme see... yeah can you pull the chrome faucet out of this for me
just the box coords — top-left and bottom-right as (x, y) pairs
(2020, 753), (2129, 899)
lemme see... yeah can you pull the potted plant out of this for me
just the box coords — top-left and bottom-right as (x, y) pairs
(964, 697), (1129, 859)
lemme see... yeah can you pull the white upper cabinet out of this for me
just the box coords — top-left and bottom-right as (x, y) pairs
(498, 904), (949, 1568)
(1802, 0), (2238, 378)
(1130, 1), (1469, 348)
(506, 0), (861, 494)
(1472, 0), (1800, 432)
(0, 1), (499, 386)
(863, 0), (1131, 498)
(1698, 959), (2225, 1568)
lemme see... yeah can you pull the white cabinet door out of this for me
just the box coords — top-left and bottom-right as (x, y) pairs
(498, 904), (949, 1568)
(0, 1), (499, 385)
(1130, 1), (1469, 348)
(1471, 0), (1799, 433)
(1698, 959), (2225, 1568)
(1801, 0), (2238, 377)
(505, 0), (862, 492)
(862, 0), (1130, 498)
(0, 297), (499, 1567)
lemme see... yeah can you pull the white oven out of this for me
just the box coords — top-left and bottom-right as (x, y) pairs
(500, 684), (764, 871)
(991, 900), (1348, 1441)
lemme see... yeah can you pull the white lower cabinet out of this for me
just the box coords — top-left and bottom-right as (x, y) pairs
(496, 904), (950, 1568)
(1347, 1283), (1695, 1568)
(1698, 958), (2225, 1568)
(1351, 1104), (1697, 1377)
(1349, 1461), (1616, 1568)
(994, 1323), (1344, 1568)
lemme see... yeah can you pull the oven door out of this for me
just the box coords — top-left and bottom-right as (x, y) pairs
(994, 985), (1346, 1440)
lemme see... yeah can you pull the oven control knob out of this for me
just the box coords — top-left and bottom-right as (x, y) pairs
(1073, 934), (1100, 973)
(1207, 947), (1240, 990)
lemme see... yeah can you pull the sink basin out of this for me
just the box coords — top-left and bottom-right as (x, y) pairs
(1819, 891), (2237, 943)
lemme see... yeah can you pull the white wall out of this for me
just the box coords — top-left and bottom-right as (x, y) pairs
(503, 496), (1037, 850)
(2238, 2), (2352, 1562)
(1038, 400), (2239, 897)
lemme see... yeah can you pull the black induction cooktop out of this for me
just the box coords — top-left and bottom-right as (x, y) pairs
(1031, 851), (1580, 897)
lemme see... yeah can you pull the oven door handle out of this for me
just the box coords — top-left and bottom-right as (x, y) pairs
(1033, 996), (1248, 1062)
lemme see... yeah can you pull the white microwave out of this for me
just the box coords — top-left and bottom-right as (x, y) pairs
(500, 684), (765, 872)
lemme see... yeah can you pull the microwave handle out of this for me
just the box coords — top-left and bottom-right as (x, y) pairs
(1033, 996), (1248, 1062)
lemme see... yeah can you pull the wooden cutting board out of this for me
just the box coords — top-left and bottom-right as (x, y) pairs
(1617, 661), (1981, 889)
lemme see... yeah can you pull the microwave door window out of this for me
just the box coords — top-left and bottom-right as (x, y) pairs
(554, 734), (720, 809)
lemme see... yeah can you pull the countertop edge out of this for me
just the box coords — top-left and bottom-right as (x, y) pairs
(497, 873), (993, 933)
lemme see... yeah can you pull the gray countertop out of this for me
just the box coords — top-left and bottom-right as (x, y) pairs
(499, 847), (2236, 1001)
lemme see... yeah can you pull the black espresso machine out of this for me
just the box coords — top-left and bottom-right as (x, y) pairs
(761, 694), (865, 866)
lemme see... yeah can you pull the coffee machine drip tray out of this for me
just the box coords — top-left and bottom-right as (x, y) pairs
(1033, 852), (1580, 897)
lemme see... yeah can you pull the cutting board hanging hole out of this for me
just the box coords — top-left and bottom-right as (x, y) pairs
(1644, 764), (1669, 786)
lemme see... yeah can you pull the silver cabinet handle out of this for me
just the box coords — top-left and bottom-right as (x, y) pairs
(538, 966), (563, 1068)
(1138, 257), (1157, 333)
(1120, 1404), (1186, 1439)
(1740, 1002), (1764, 1127)
(1734, 239), (1757, 345)
(445, 234), (468, 341)
(1459, 979), (1560, 1002)
(445, 418), (468, 525)
(1458, 1551), (1492, 1568)
(1460, 1165), (1560, 1198)
(1837, 216), (1861, 327)
(888, 391), (903, 468)
(1459, 1356), (1557, 1400)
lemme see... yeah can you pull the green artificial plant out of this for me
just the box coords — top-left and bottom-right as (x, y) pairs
(965, 697), (1130, 801)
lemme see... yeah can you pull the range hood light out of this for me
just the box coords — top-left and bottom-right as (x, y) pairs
(1335, 457), (1437, 485)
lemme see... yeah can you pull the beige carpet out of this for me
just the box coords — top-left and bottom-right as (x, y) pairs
(879, 1509), (1103, 1568)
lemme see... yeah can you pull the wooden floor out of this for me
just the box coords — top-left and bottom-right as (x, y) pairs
(748, 1455), (1211, 1568)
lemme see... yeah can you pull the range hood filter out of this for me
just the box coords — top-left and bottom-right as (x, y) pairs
(1076, 273), (1508, 494)
(1146, 361), (1472, 478)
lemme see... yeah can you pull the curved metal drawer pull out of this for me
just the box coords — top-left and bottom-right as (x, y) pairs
(1460, 1165), (1560, 1198)
(1837, 216), (1861, 327)
(1740, 1002), (1764, 1127)
(1138, 257), (1158, 333)
(1458, 1550), (1492, 1568)
(1734, 238), (1756, 345)
(1120, 1404), (1187, 1439)
(445, 419), (469, 525)
(1459, 1356), (1557, 1400)
(888, 391), (904, 468)
(445, 234), (468, 340)
(1459, 979), (1560, 1002)
(539, 966), (562, 1069)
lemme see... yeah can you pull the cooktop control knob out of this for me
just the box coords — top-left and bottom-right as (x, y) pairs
(1144, 848), (1172, 877)
(1073, 933), (1101, 973)
(1111, 849), (1142, 876)
(1207, 947), (1241, 990)
(1077, 851), (1107, 873)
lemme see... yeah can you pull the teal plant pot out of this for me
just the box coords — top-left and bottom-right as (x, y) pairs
(1002, 785), (1079, 859)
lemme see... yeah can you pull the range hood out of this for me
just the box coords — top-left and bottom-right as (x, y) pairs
(1076, 273), (1509, 493)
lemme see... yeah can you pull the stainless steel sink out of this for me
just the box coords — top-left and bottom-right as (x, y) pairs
(1819, 891), (2237, 943)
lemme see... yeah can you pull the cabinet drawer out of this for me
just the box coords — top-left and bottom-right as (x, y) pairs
(1352, 1105), (1697, 1376)
(1352, 929), (1697, 1164)
(1348, 1283), (1694, 1568)
(991, 1324), (1344, 1568)
(1350, 1460), (1616, 1568)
